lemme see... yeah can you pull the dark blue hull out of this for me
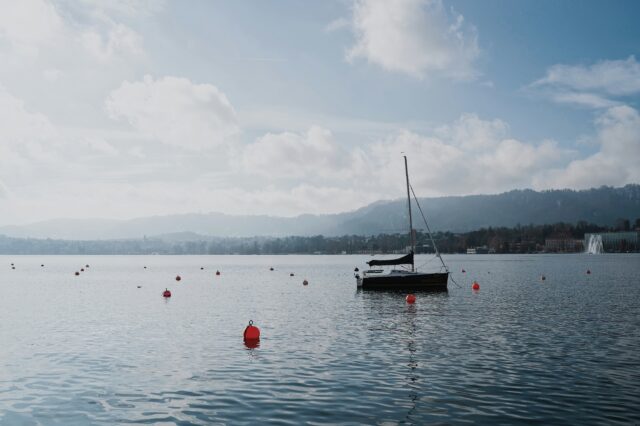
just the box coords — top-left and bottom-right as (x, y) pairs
(358, 272), (448, 291)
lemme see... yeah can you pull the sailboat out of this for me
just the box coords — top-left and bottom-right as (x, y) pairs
(355, 156), (449, 291)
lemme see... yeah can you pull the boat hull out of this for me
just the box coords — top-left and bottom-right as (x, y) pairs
(358, 272), (449, 291)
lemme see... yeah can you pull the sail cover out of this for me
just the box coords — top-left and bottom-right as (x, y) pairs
(367, 252), (413, 267)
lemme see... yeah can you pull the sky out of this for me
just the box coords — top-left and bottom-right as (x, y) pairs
(0, 0), (639, 225)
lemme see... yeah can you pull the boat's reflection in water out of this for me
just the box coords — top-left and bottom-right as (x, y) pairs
(358, 290), (449, 421)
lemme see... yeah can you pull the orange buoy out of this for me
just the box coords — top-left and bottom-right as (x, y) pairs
(175, 275), (181, 281)
(303, 279), (309, 286)
(75, 271), (80, 276)
(406, 294), (416, 304)
(216, 270), (221, 276)
(244, 320), (260, 341)
(472, 281), (480, 290)
(586, 269), (591, 275)
(163, 289), (171, 298)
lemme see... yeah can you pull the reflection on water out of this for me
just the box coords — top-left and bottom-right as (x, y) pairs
(0, 254), (639, 425)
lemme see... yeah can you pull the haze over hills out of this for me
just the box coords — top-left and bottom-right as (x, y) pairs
(1, 185), (639, 240)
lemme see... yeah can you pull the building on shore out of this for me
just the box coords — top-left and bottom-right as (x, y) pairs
(467, 246), (491, 254)
(584, 232), (639, 252)
(544, 238), (584, 253)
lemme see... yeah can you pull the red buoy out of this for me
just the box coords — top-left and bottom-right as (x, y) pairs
(163, 289), (171, 298)
(175, 275), (181, 281)
(244, 320), (260, 341)
(75, 271), (80, 276)
(586, 269), (591, 275)
(472, 281), (480, 290)
(303, 279), (309, 286)
(216, 270), (221, 276)
(406, 294), (416, 304)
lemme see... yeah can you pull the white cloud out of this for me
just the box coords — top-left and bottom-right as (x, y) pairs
(0, 0), (65, 56)
(325, 17), (349, 32)
(367, 117), (568, 197)
(550, 91), (620, 109)
(242, 126), (357, 180)
(42, 68), (62, 82)
(105, 75), (239, 151)
(0, 86), (57, 145)
(65, 0), (166, 18)
(243, 113), (571, 202)
(0, 0), (147, 62)
(0, 0), (155, 132)
(81, 23), (144, 63)
(435, 113), (508, 150)
(344, 0), (480, 79)
(534, 56), (640, 96)
(531, 56), (640, 108)
(535, 105), (640, 189)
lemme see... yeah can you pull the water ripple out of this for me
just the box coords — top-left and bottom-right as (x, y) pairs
(0, 254), (639, 424)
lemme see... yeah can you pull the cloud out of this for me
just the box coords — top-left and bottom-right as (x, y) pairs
(531, 56), (640, 108)
(534, 56), (640, 96)
(367, 116), (568, 196)
(242, 126), (358, 180)
(549, 92), (620, 109)
(535, 105), (640, 189)
(325, 17), (350, 32)
(242, 113), (570, 201)
(65, 0), (166, 18)
(435, 113), (509, 150)
(343, 0), (480, 79)
(105, 75), (240, 151)
(81, 23), (144, 63)
(0, 0), (146, 62)
(0, 0), (155, 134)
(0, 0), (65, 56)
(0, 85), (68, 193)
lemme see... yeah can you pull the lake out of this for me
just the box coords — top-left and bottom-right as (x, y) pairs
(1, 254), (639, 425)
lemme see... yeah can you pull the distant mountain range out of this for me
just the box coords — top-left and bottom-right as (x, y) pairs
(1, 185), (639, 240)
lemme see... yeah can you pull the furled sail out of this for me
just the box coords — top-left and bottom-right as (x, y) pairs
(367, 251), (413, 267)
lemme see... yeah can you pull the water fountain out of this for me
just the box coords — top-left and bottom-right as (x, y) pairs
(586, 234), (604, 254)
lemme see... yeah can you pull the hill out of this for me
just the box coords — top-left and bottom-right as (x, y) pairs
(0, 185), (638, 240)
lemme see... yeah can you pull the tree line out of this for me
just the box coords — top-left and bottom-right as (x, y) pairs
(1, 219), (638, 255)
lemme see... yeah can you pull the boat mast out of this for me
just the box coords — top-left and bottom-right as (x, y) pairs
(404, 156), (415, 272)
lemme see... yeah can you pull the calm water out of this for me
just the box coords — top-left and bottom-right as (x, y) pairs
(1, 254), (639, 425)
